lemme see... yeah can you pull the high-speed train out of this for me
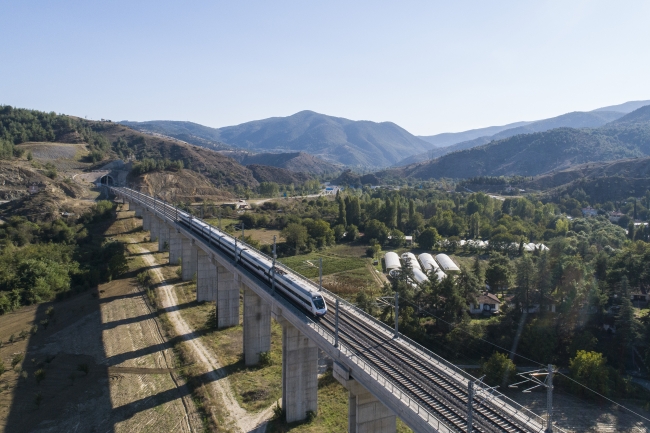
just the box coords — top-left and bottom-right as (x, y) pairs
(177, 212), (327, 317)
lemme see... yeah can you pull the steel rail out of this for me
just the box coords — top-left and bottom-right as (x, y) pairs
(111, 187), (558, 433)
(324, 301), (533, 433)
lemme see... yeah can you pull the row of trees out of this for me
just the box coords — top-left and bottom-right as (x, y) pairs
(130, 157), (184, 175)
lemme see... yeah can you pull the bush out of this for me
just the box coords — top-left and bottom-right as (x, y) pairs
(34, 368), (46, 384)
(481, 352), (516, 387)
(569, 350), (609, 398)
(346, 224), (359, 241)
(259, 351), (273, 367)
(11, 353), (24, 369)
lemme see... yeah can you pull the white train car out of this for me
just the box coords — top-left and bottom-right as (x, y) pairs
(178, 213), (327, 317)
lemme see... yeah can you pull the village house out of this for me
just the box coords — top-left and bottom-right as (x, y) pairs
(469, 293), (500, 315)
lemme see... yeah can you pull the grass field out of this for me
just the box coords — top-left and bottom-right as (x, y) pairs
(204, 217), (239, 229)
(279, 252), (366, 279)
(243, 228), (283, 245)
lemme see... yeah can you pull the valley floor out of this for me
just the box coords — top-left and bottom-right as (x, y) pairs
(1, 205), (648, 432)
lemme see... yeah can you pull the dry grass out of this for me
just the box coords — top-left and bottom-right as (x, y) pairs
(242, 228), (282, 245)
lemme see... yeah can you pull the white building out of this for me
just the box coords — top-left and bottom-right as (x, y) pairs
(418, 253), (439, 273)
(384, 252), (401, 272)
(435, 254), (460, 274)
(401, 252), (422, 270)
(469, 293), (501, 314)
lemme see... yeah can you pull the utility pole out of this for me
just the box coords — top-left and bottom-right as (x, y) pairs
(271, 235), (276, 296)
(334, 298), (340, 348)
(546, 364), (553, 433)
(467, 380), (474, 433)
(319, 257), (323, 291)
(509, 364), (555, 433)
(394, 292), (399, 339)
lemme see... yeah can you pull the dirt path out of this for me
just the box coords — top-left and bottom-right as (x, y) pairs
(133, 242), (276, 433)
(101, 278), (201, 433)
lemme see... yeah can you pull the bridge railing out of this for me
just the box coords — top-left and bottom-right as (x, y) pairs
(113, 187), (560, 433)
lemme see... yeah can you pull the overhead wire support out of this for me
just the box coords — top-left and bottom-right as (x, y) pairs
(509, 364), (555, 433)
(271, 235), (277, 296)
(334, 298), (340, 348)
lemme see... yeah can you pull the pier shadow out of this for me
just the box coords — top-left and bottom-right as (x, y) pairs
(3, 288), (115, 433)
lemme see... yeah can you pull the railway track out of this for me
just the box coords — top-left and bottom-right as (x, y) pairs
(114, 188), (551, 433)
(319, 298), (538, 432)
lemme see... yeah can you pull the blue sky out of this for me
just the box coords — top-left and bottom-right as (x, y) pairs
(1, 1), (649, 135)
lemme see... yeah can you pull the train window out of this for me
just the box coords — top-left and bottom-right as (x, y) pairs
(312, 296), (325, 310)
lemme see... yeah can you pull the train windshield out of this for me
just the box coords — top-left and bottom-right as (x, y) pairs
(312, 296), (325, 310)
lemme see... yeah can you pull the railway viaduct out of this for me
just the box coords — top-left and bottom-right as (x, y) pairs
(112, 187), (554, 433)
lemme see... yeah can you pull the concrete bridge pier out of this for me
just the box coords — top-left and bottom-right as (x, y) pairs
(122, 200), (130, 211)
(169, 229), (182, 265)
(157, 219), (170, 252)
(197, 250), (217, 302)
(334, 363), (396, 433)
(133, 205), (143, 218)
(280, 317), (318, 423)
(216, 264), (239, 328)
(149, 215), (159, 243)
(243, 285), (271, 365)
(181, 237), (198, 281)
(142, 209), (151, 231)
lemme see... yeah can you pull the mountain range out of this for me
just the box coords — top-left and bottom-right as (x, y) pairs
(398, 106), (648, 166)
(122, 100), (650, 170)
(122, 111), (431, 168)
(379, 105), (650, 181)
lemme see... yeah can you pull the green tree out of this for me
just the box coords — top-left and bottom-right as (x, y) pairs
(303, 219), (334, 248)
(333, 224), (346, 242)
(569, 350), (609, 397)
(472, 255), (484, 285)
(346, 196), (361, 227)
(346, 224), (359, 242)
(281, 223), (309, 255)
(337, 196), (347, 227)
(515, 254), (536, 310)
(627, 221), (635, 240)
(469, 212), (481, 239)
(485, 254), (512, 295)
(481, 352), (516, 387)
(417, 227), (441, 250)
(364, 219), (390, 245)
(615, 276), (638, 369)
(259, 182), (280, 197)
(456, 265), (481, 305)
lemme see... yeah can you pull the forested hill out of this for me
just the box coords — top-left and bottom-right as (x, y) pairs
(123, 111), (432, 168)
(236, 151), (340, 175)
(119, 120), (232, 151)
(381, 105), (650, 180)
(0, 106), (259, 188)
(397, 110), (628, 166)
(521, 157), (650, 203)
